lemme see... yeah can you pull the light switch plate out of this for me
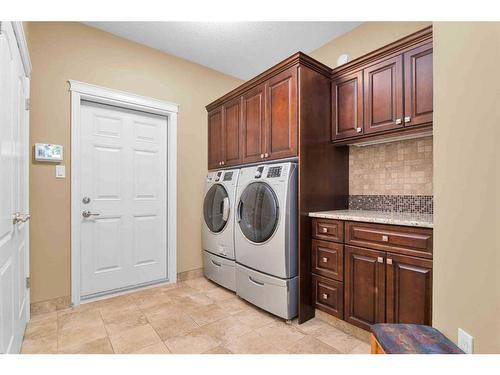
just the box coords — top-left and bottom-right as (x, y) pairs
(55, 165), (65, 179)
(458, 328), (474, 354)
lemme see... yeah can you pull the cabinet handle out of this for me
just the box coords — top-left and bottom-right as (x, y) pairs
(322, 293), (328, 300)
(321, 227), (328, 233)
(377, 256), (384, 263)
(395, 118), (402, 125)
(322, 257), (328, 263)
(260, 154), (264, 159)
(381, 235), (389, 242)
(264, 153), (269, 158)
(387, 258), (393, 265)
(356, 127), (362, 133)
(404, 116), (411, 123)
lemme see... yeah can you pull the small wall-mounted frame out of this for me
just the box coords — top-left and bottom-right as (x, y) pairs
(34, 143), (63, 162)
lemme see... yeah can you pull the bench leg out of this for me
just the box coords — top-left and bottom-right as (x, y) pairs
(370, 333), (386, 354)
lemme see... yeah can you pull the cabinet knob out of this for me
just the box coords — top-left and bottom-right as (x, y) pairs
(322, 257), (328, 263)
(321, 227), (328, 233)
(221, 161), (225, 165)
(322, 293), (328, 300)
(387, 258), (393, 265)
(260, 154), (264, 159)
(264, 153), (269, 158)
(381, 235), (389, 242)
(356, 127), (362, 133)
(404, 116), (411, 123)
(377, 256), (384, 263)
(395, 118), (402, 125)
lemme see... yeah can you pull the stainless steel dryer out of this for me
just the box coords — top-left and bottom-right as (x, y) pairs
(234, 162), (297, 319)
(202, 169), (239, 291)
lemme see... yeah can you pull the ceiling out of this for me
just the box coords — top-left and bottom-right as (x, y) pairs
(84, 22), (362, 80)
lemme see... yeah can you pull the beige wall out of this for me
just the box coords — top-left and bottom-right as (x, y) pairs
(432, 22), (500, 353)
(26, 22), (242, 303)
(349, 137), (433, 196)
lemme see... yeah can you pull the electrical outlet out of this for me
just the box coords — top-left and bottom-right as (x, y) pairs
(458, 328), (474, 354)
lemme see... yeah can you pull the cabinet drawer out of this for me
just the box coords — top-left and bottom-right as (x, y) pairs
(312, 219), (344, 242)
(312, 274), (343, 319)
(311, 240), (343, 281)
(345, 221), (433, 259)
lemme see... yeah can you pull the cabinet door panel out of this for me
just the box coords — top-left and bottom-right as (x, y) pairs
(332, 70), (363, 140)
(345, 245), (385, 331)
(266, 67), (297, 160)
(364, 56), (403, 134)
(223, 98), (242, 166)
(242, 84), (265, 164)
(386, 253), (432, 325)
(404, 42), (433, 127)
(208, 107), (223, 170)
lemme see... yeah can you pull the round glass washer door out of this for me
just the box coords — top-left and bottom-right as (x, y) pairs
(203, 184), (229, 233)
(238, 182), (279, 243)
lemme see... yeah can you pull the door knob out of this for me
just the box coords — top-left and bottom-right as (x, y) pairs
(82, 210), (100, 218)
(12, 213), (31, 224)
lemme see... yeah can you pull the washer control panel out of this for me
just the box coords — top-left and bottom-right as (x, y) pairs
(254, 166), (265, 179)
(267, 166), (282, 178)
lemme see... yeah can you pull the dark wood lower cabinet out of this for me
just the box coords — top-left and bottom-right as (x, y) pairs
(312, 274), (343, 319)
(344, 245), (386, 331)
(386, 253), (433, 325)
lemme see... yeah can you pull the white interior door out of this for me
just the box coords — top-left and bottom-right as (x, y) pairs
(79, 101), (167, 298)
(0, 22), (30, 354)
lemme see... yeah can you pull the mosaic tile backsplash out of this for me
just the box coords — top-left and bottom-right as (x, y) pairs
(349, 195), (433, 214)
(349, 137), (433, 196)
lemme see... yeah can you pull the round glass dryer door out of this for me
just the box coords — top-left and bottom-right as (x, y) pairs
(238, 182), (279, 243)
(203, 184), (230, 233)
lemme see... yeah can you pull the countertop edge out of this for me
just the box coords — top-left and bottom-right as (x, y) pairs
(308, 212), (433, 229)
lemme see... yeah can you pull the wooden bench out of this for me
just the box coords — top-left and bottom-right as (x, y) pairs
(370, 324), (464, 354)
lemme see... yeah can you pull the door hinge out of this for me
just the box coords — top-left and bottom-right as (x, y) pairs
(26, 277), (30, 289)
(25, 98), (30, 111)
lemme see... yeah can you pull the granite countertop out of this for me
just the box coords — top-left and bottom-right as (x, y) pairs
(308, 209), (433, 228)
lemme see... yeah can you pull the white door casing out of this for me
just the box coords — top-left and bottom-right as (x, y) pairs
(0, 22), (31, 354)
(70, 81), (178, 305)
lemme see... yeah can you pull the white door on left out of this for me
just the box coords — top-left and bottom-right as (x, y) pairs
(0, 22), (30, 354)
(79, 101), (168, 298)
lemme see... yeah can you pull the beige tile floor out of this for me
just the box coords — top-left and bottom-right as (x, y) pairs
(21, 277), (370, 354)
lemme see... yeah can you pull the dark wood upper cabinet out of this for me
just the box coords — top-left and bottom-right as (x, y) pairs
(330, 27), (432, 145)
(386, 253), (433, 325)
(207, 107), (223, 170)
(266, 67), (297, 160)
(404, 42), (433, 127)
(363, 55), (404, 135)
(331, 70), (363, 140)
(241, 84), (266, 164)
(344, 245), (386, 331)
(222, 97), (242, 166)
